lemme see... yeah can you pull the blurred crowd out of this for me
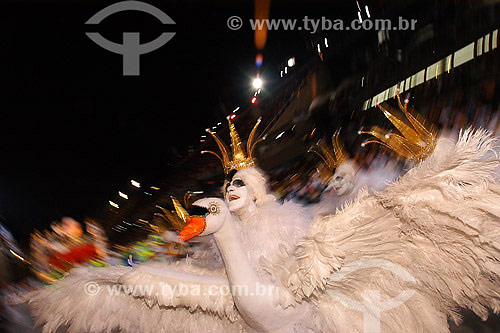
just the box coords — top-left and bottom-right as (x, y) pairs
(29, 217), (108, 283)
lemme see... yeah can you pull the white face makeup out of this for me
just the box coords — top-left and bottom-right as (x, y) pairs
(224, 176), (254, 213)
(329, 173), (354, 196)
(328, 163), (356, 196)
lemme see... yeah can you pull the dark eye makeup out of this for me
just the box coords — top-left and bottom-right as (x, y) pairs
(225, 178), (245, 192)
(233, 179), (245, 187)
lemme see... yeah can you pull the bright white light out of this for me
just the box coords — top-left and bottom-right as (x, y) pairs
(356, 0), (361, 11)
(280, 70), (283, 77)
(285, 66), (288, 74)
(287, 57), (295, 67)
(233, 106), (240, 113)
(324, 38), (329, 48)
(192, 191), (204, 194)
(217, 122), (221, 125)
(357, 11), (363, 23)
(365, 5), (371, 18)
(131, 180), (141, 188)
(275, 131), (285, 140)
(317, 44), (321, 53)
(144, 192), (152, 196)
(119, 191), (128, 199)
(9, 249), (24, 261)
(252, 77), (263, 89)
(257, 88), (261, 94)
(109, 200), (119, 209)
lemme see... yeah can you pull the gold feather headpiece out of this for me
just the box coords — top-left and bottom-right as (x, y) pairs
(359, 94), (437, 161)
(155, 197), (190, 232)
(308, 131), (350, 170)
(202, 117), (264, 174)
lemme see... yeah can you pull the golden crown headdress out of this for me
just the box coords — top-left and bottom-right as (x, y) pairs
(202, 117), (264, 174)
(359, 94), (437, 161)
(308, 131), (350, 170)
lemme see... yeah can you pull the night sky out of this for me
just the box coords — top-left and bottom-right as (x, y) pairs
(0, 0), (343, 246)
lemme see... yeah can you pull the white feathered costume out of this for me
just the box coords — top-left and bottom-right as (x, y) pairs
(29, 129), (500, 332)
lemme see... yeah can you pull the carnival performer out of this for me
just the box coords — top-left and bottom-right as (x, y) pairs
(309, 131), (402, 216)
(29, 106), (500, 332)
(28, 117), (311, 332)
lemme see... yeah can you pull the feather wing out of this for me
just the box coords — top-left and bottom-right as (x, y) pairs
(118, 260), (237, 319)
(29, 262), (248, 333)
(266, 129), (500, 331)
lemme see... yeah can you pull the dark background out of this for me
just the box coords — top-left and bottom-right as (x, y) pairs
(0, 0), (330, 245)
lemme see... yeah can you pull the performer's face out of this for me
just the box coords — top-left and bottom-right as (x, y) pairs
(330, 170), (354, 196)
(224, 173), (253, 213)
